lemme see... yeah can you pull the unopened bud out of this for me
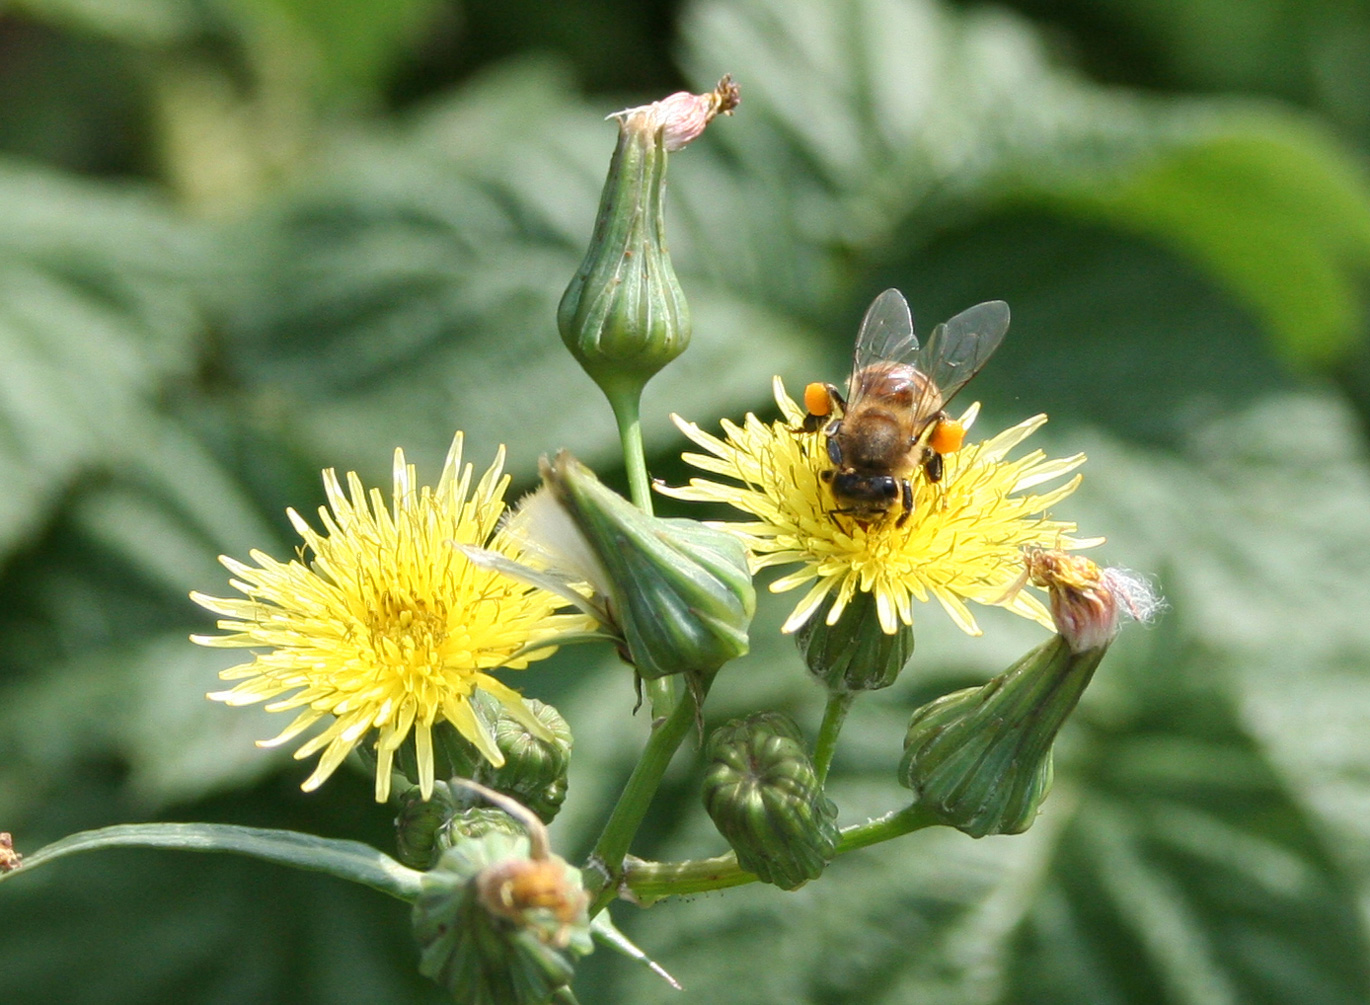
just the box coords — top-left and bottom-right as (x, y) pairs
(701, 712), (838, 889)
(506, 453), (755, 681)
(795, 589), (915, 693)
(442, 807), (527, 845)
(396, 783), (530, 870)
(558, 77), (738, 402)
(482, 699), (573, 824)
(395, 783), (461, 869)
(412, 831), (591, 1005)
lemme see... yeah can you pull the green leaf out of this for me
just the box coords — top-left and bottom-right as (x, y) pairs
(0, 163), (204, 560)
(235, 0), (445, 98)
(1057, 124), (1370, 364)
(590, 912), (682, 991)
(1, 822), (424, 901)
(679, 0), (1370, 365)
(10, 0), (200, 44)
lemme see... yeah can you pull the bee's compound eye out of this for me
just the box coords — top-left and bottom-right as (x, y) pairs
(804, 382), (833, 417)
(929, 418), (966, 455)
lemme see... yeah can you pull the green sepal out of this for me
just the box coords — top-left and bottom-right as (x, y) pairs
(795, 588), (915, 693)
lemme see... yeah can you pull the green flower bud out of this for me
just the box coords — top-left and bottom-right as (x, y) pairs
(442, 807), (527, 845)
(558, 78), (738, 402)
(701, 712), (838, 890)
(385, 697), (571, 824)
(396, 780), (528, 870)
(900, 551), (1160, 838)
(524, 452), (755, 681)
(413, 832), (592, 1005)
(395, 783), (461, 869)
(481, 699), (573, 824)
(795, 588), (915, 694)
(899, 635), (1101, 837)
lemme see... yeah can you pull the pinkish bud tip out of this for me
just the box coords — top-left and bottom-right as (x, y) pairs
(1024, 550), (1161, 652)
(612, 75), (740, 152)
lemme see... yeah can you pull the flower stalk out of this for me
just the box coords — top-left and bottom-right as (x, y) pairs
(812, 692), (855, 785)
(586, 683), (707, 914)
(621, 804), (939, 903)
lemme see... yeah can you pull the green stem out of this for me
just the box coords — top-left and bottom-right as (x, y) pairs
(812, 692), (856, 786)
(587, 682), (704, 914)
(607, 386), (654, 517)
(622, 804), (939, 902)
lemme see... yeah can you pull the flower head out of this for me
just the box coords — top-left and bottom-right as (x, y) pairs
(191, 435), (587, 802)
(663, 379), (1100, 636)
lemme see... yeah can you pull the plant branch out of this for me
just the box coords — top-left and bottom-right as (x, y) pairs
(621, 803), (940, 902)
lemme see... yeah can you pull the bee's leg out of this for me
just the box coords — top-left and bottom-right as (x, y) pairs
(799, 383), (847, 432)
(895, 479), (914, 527)
(924, 452), (944, 484)
(827, 505), (864, 530)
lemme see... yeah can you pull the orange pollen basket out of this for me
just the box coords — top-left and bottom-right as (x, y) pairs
(803, 382), (832, 417)
(929, 418), (966, 454)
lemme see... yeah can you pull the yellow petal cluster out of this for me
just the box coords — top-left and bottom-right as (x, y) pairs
(191, 435), (585, 801)
(663, 379), (1099, 636)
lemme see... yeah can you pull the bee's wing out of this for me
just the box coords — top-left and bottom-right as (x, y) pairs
(915, 299), (1010, 412)
(848, 289), (919, 402)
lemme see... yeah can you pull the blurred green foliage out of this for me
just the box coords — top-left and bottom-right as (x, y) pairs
(2, 0), (1370, 1002)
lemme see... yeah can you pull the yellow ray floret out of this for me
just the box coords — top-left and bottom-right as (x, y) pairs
(191, 434), (586, 802)
(662, 378), (1100, 636)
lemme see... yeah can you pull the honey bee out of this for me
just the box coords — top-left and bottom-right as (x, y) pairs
(802, 288), (1009, 527)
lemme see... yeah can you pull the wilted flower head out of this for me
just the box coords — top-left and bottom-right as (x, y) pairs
(191, 435), (588, 802)
(664, 379), (1100, 636)
(0, 833), (20, 873)
(901, 550), (1161, 836)
(1020, 549), (1162, 653)
(611, 75), (741, 151)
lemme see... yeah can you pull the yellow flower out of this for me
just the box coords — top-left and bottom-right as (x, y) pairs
(662, 379), (1100, 636)
(191, 435), (586, 802)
